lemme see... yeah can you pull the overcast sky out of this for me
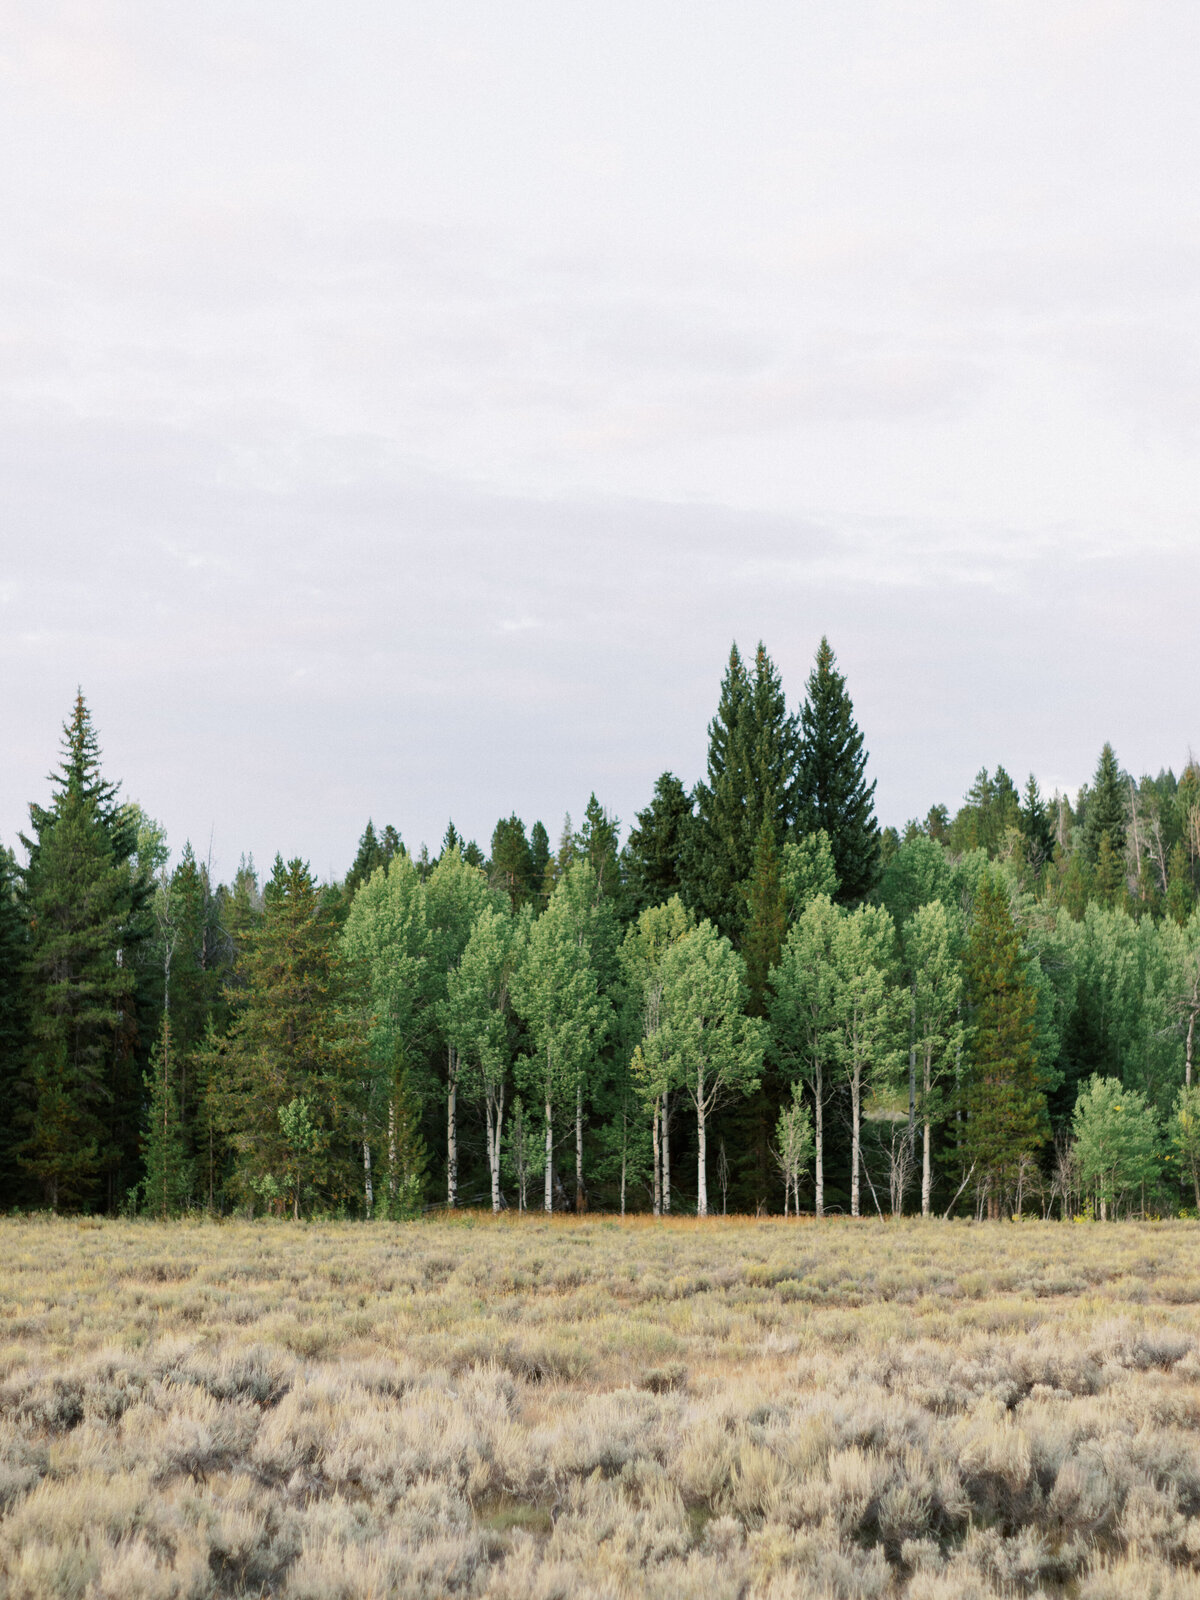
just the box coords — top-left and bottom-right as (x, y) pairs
(3, 3), (1198, 880)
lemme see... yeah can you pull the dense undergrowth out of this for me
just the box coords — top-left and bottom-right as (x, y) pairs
(3, 1215), (1200, 1597)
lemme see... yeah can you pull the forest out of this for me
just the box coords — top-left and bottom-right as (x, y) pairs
(4, 636), (1200, 1223)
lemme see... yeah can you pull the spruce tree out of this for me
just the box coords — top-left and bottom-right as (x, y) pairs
(528, 822), (551, 909)
(743, 818), (786, 1017)
(1084, 743), (1127, 862)
(141, 1014), (193, 1216)
(19, 697), (142, 1211)
(688, 642), (800, 938)
(1019, 775), (1054, 875)
(213, 856), (363, 1215)
(574, 795), (623, 910)
(623, 773), (695, 916)
(962, 876), (1047, 1217)
(0, 847), (28, 1202)
(795, 638), (879, 903)
(490, 815), (535, 910)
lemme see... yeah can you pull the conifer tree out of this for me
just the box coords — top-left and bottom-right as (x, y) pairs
(1084, 743), (1127, 862)
(213, 856), (362, 1215)
(743, 818), (786, 1017)
(489, 815), (534, 909)
(689, 643), (800, 938)
(141, 1014), (192, 1216)
(0, 847), (28, 1200)
(795, 638), (879, 903)
(1019, 776), (1054, 875)
(345, 820), (402, 899)
(962, 876), (1047, 1217)
(574, 795), (623, 910)
(623, 773), (695, 915)
(528, 822), (551, 909)
(19, 697), (142, 1211)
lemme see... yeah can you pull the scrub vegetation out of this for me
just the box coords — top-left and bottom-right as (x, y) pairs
(4, 1214), (1200, 1598)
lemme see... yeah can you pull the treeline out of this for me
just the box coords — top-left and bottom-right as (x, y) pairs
(3, 638), (1200, 1220)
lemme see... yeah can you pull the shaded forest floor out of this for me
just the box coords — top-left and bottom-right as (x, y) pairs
(3, 1215), (1200, 1596)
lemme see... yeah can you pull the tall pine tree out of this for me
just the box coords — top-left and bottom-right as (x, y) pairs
(795, 638), (879, 903)
(688, 642), (800, 939)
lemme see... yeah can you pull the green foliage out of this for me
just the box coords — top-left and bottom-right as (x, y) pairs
(962, 876), (1047, 1213)
(1084, 742), (1128, 863)
(141, 1016), (193, 1217)
(1072, 1075), (1160, 1215)
(623, 773), (695, 916)
(780, 830), (838, 921)
(795, 638), (879, 903)
(688, 642), (800, 937)
(345, 820), (403, 900)
(773, 1082), (814, 1214)
(489, 816), (535, 910)
(742, 818), (786, 1016)
(213, 856), (364, 1215)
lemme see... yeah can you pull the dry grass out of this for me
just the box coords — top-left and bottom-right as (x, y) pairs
(2, 1215), (1200, 1596)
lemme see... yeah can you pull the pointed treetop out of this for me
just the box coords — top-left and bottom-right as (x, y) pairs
(796, 638), (879, 903)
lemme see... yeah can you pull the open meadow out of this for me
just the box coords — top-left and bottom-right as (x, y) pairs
(3, 1217), (1200, 1598)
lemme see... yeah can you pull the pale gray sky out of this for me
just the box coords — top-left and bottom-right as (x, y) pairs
(3, 3), (1198, 878)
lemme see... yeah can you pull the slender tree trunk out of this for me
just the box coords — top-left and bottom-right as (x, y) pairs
(921, 1045), (932, 1218)
(814, 1065), (824, 1218)
(908, 986), (917, 1132)
(652, 1095), (662, 1217)
(447, 1049), (458, 1208)
(696, 1069), (708, 1217)
(662, 1092), (671, 1214)
(363, 1115), (373, 1219)
(850, 1060), (862, 1218)
(387, 1089), (397, 1201)
(575, 1080), (584, 1211)
(1188, 1003), (1195, 1089)
(544, 1073), (554, 1212)
(487, 1083), (504, 1213)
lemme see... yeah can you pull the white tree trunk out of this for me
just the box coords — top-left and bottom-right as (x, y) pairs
(850, 1060), (862, 1218)
(363, 1117), (373, 1219)
(814, 1065), (824, 1218)
(921, 1047), (932, 1218)
(652, 1095), (661, 1217)
(662, 1091), (671, 1214)
(544, 1086), (554, 1213)
(696, 1068), (708, 1217)
(487, 1084), (504, 1213)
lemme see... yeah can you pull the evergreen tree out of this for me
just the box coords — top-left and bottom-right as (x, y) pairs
(345, 820), (402, 899)
(742, 817), (786, 1017)
(1019, 775), (1055, 875)
(490, 815), (535, 910)
(623, 773), (695, 916)
(689, 642), (800, 938)
(213, 856), (363, 1215)
(1084, 743), (1127, 863)
(19, 697), (142, 1211)
(962, 876), (1047, 1217)
(795, 638), (879, 903)
(574, 795), (623, 910)
(528, 821), (551, 909)
(141, 1014), (193, 1216)
(0, 846), (28, 1202)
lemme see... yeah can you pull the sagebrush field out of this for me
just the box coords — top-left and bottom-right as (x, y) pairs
(3, 1217), (1200, 1598)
